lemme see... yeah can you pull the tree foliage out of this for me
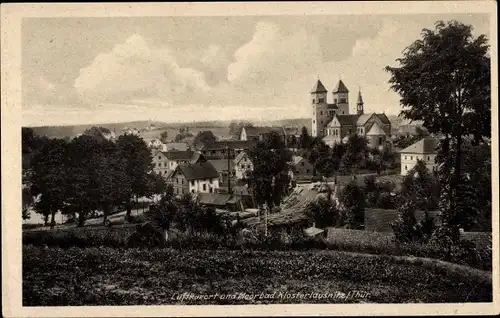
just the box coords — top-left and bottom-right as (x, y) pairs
(386, 20), (491, 242)
(338, 181), (365, 229)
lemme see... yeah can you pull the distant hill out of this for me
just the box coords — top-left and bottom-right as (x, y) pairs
(26, 115), (414, 139)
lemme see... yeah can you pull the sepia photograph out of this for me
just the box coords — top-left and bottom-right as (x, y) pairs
(1, 1), (498, 317)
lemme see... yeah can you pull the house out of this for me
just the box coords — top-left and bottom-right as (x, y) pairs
(152, 150), (206, 177)
(207, 159), (234, 188)
(310, 79), (392, 150)
(239, 126), (286, 143)
(290, 155), (313, 179)
(233, 151), (253, 179)
(167, 161), (220, 196)
(195, 193), (244, 212)
(200, 140), (256, 159)
(162, 142), (189, 151)
(400, 137), (439, 175)
(83, 126), (116, 142)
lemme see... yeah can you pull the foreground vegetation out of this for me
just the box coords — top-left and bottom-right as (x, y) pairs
(23, 245), (491, 306)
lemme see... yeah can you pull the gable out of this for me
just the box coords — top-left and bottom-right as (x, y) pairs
(327, 116), (341, 127)
(366, 122), (386, 136)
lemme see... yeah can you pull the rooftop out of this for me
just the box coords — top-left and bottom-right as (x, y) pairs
(400, 137), (439, 154)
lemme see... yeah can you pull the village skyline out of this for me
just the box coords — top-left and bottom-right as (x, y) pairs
(22, 14), (490, 127)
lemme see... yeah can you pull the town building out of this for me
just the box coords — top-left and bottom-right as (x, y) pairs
(233, 151), (253, 180)
(207, 158), (234, 189)
(152, 150), (206, 177)
(147, 139), (164, 149)
(400, 137), (439, 175)
(167, 161), (220, 196)
(310, 79), (392, 150)
(239, 126), (286, 143)
(290, 155), (314, 179)
(195, 193), (244, 212)
(200, 140), (256, 159)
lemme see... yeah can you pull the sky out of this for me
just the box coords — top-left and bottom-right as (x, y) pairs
(21, 14), (490, 126)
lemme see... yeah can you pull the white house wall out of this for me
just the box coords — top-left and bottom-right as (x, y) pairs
(400, 153), (437, 175)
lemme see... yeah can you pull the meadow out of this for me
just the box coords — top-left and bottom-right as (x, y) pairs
(23, 246), (492, 306)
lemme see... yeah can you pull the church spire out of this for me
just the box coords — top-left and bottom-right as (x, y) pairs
(357, 89), (364, 115)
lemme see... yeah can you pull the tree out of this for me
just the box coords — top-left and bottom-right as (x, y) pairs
(94, 140), (129, 226)
(338, 181), (365, 229)
(29, 137), (68, 228)
(22, 186), (33, 222)
(330, 143), (346, 171)
(64, 135), (103, 227)
(247, 133), (293, 210)
(299, 126), (312, 149)
(385, 20), (490, 242)
(116, 134), (153, 222)
(401, 160), (440, 212)
(305, 197), (339, 229)
(340, 134), (369, 174)
(194, 130), (217, 147)
(174, 134), (184, 142)
(307, 137), (330, 176)
(159, 131), (169, 143)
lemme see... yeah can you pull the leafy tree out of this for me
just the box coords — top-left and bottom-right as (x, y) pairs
(307, 137), (330, 176)
(174, 134), (184, 142)
(159, 131), (169, 143)
(338, 181), (365, 229)
(401, 160), (440, 211)
(299, 126), (312, 149)
(331, 142), (346, 171)
(386, 20), (490, 242)
(116, 134), (153, 222)
(391, 199), (435, 244)
(194, 130), (217, 147)
(247, 132), (293, 210)
(305, 197), (339, 228)
(381, 145), (396, 171)
(340, 134), (369, 174)
(22, 186), (34, 222)
(94, 140), (129, 225)
(64, 135), (103, 227)
(29, 138), (68, 228)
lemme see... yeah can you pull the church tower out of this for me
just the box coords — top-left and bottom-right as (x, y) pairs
(357, 89), (364, 115)
(310, 79), (328, 137)
(332, 80), (349, 115)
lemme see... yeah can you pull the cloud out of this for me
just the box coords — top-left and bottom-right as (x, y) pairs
(226, 21), (324, 93)
(73, 34), (212, 104)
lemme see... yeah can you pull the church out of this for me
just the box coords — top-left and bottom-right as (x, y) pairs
(310, 79), (392, 150)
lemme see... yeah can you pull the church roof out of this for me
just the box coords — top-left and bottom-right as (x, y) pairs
(366, 122), (386, 136)
(311, 80), (328, 94)
(336, 114), (360, 125)
(377, 113), (391, 125)
(400, 137), (439, 154)
(356, 113), (373, 125)
(333, 80), (349, 93)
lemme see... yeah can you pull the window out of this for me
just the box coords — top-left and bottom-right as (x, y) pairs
(301, 162), (304, 166)
(334, 98), (337, 103)
(312, 98), (316, 104)
(313, 120), (315, 124)
(360, 129), (363, 134)
(158, 156), (161, 160)
(209, 187), (213, 193)
(320, 111), (323, 115)
(410, 156), (413, 160)
(210, 179), (213, 184)
(405, 165), (407, 170)
(405, 156), (407, 160)
(319, 98), (325, 103)
(342, 111), (345, 114)
(191, 181), (195, 186)
(191, 189), (195, 193)
(348, 129), (352, 134)
(333, 111), (336, 115)
(203, 184), (206, 191)
(222, 149), (225, 154)
(306, 169), (310, 174)
(428, 156), (430, 161)
(320, 120), (323, 124)
(181, 179), (184, 184)
(378, 137), (383, 145)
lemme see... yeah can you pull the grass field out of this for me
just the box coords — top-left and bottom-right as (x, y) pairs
(23, 246), (491, 305)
